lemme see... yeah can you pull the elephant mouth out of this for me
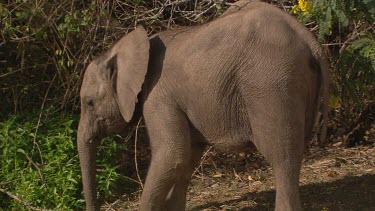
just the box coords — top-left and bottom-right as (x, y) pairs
(105, 118), (124, 126)
(103, 118), (126, 135)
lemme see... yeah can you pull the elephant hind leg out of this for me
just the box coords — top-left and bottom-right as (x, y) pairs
(250, 96), (306, 211)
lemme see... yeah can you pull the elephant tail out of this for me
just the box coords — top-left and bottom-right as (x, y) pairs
(317, 55), (329, 145)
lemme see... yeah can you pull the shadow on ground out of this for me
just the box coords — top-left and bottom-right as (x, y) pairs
(191, 174), (375, 210)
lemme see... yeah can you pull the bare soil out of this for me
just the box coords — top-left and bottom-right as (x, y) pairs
(103, 141), (375, 211)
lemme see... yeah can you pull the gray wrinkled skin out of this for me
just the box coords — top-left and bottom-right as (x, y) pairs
(77, 1), (329, 210)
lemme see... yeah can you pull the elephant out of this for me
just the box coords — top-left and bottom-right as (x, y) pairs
(77, 1), (329, 210)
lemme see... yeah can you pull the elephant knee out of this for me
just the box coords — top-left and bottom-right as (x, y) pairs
(169, 160), (192, 181)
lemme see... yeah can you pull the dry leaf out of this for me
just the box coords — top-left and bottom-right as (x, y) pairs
(213, 173), (223, 178)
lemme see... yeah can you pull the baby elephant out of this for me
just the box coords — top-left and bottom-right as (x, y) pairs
(77, 1), (329, 210)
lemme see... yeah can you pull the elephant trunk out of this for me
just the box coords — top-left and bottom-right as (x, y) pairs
(77, 122), (99, 211)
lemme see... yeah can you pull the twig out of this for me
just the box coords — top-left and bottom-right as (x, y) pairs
(339, 31), (359, 54)
(322, 42), (349, 46)
(19, 150), (44, 184)
(134, 117), (144, 190)
(31, 74), (57, 167)
(104, 198), (120, 211)
(0, 179), (19, 186)
(0, 188), (55, 211)
(122, 175), (143, 185)
(192, 2), (218, 21)
(114, 0), (191, 21)
(233, 168), (243, 182)
(338, 20), (371, 54)
(0, 69), (23, 78)
(192, 146), (213, 180)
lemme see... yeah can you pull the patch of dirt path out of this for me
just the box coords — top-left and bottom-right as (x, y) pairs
(187, 145), (375, 210)
(103, 145), (375, 210)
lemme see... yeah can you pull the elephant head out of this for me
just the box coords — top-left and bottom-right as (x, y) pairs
(77, 26), (150, 210)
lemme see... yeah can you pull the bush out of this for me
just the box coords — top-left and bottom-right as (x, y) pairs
(293, 0), (375, 144)
(0, 0), (229, 116)
(0, 112), (124, 210)
(310, 0), (374, 110)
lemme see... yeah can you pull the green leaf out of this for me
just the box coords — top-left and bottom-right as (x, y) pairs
(15, 11), (22, 18)
(351, 38), (371, 49)
(17, 148), (26, 154)
(329, 94), (340, 109)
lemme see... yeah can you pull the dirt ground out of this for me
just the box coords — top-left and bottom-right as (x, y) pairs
(102, 140), (375, 211)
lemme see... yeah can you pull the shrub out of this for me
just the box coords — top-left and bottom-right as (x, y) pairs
(0, 0), (229, 116)
(293, 0), (374, 108)
(0, 113), (124, 210)
(292, 0), (374, 143)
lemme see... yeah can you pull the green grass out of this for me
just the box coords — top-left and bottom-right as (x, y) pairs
(0, 112), (125, 210)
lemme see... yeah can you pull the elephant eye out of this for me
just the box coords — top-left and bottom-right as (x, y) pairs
(86, 99), (94, 108)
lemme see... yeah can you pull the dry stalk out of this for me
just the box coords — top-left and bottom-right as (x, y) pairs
(192, 146), (213, 181)
(24, 152), (44, 184)
(31, 73), (57, 166)
(104, 198), (120, 211)
(134, 117), (144, 190)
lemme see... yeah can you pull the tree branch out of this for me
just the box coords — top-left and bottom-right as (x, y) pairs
(0, 188), (55, 211)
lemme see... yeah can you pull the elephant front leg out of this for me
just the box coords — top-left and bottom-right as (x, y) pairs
(139, 151), (186, 210)
(140, 107), (204, 211)
(164, 141), (206, 210)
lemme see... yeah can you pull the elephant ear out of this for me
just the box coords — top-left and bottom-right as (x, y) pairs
(111, 26), (150, 122)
